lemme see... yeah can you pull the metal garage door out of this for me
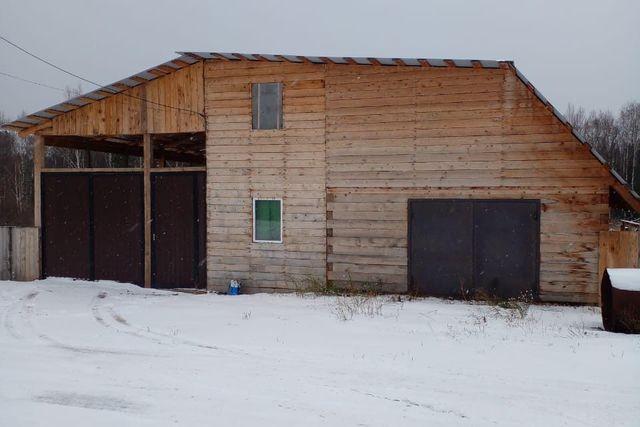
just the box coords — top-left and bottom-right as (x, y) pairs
(92, 174), (144, 285)
(151, 172), (206, 289)
(42, 174), (91, 279)
(409, 199), (540, 299)
(42, 173), (144, 284)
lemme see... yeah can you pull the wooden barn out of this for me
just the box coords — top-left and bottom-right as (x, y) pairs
(3, 52), (639, 304)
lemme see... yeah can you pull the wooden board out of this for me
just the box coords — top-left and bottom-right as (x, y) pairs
(10, 227), (40, 281)
(0, 227), (10, 280)
(598, 231), (640, 284)
(0, 227), (39, 281)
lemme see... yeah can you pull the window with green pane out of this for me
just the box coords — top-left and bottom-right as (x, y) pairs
(253, 199), (282, 242)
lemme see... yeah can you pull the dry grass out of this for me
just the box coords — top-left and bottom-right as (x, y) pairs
(288, 275), (403, 321)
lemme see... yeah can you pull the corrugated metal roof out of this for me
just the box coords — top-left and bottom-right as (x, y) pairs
(179, 52), (511, 70)
(1, 50), (637, 204)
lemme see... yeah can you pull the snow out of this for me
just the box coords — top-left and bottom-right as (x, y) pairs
(607, 268), (640, 291)
(0, 278), (639, 426)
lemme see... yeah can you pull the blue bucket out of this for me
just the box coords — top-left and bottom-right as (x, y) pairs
(228, 280), (240, 295)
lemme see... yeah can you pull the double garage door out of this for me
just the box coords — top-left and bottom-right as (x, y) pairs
(41, 172), (206, 288)
(409, 199), (540, 299)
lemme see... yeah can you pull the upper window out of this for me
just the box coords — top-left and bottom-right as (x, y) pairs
(253, 199), (282, 243)
(252, 83), (283, 130)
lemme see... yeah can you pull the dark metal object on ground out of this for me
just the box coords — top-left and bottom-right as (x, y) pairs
(601, 269), (640, 334)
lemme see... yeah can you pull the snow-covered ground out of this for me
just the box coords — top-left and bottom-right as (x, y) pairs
(0, 278), (638, 426)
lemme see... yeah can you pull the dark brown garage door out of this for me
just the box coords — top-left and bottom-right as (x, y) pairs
(42, 173), (144, 285)
(92, 174), (144, 285)
(151, 172), (206, 289)
(409, 199), (540, 299)
(42, 174), (91, 279)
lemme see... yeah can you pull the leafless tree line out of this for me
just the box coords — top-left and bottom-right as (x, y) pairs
(0, 113), (33, 225)
(566, 102), (640, 191)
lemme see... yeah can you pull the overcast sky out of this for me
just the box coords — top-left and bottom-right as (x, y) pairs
(1, 0), (638, 120)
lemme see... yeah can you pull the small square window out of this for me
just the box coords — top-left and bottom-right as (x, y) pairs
(252, 82), (283, 130)
(253, 199), (282, 243)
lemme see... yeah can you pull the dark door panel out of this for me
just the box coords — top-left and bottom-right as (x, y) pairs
(42, 174), (91, 279)
(409, 200), (474, 297)
(152, 172), (206, 289)
(92, 174), (144, 285)
(409, 199), (540, 299)
(474, 200), (539, 299)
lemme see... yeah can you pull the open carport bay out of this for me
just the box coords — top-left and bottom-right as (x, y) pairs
(0, 278), (638, 426)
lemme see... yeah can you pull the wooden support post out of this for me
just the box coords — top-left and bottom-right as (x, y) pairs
(33, 135), (44, 228)
(33, 135), (44, 280)
(143, 133), (153, 288)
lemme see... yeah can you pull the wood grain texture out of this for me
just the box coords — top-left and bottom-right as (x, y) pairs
(598, 231), (640, 285)
(10, 227), (40, 281)
(47, 62), (205, 136)
(0, 227), (39, 281)
(204, 60), (327, 292)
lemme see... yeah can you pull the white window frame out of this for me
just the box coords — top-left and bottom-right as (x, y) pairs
(252, 198), (283, 243)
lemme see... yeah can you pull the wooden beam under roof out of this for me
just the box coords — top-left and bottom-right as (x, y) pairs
(612, 182), (640, 213)
(43, 135), (204, 164)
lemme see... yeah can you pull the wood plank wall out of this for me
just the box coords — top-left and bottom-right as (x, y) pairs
(49, 62), (205, 136)
(324, 64), (613, 304)
(598, 231), (640, 285)
(204, 60), (327, 292)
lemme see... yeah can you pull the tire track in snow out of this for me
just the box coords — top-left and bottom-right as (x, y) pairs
(2, 290), (38, 340)
(11, 289), (153, 356)
(91, 291), (250, 356)
(351, 388), (468, 420)
(90, 292), (169, 347)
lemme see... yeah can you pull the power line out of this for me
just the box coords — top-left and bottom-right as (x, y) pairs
(0, 70), (190, 119)
(0, 70), (64, 92)
(0, 35), (204, 118)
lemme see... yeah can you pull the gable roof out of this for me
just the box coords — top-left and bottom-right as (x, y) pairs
(2, 51), (639, 210)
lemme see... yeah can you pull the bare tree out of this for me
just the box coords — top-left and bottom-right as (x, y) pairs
(0, 112), (33, 225)
(46, 83), (90, 168)
(567, 101), (640, 220)
(618, 103), (640, 190)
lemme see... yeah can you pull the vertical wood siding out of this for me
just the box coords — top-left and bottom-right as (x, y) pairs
(204, 60), (327, 292)
(0, 227), (40, 281)
(50, 62), (205, 135)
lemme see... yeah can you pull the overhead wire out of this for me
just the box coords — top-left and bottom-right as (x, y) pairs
(0, 35), (205, 118)
(0, 70), (65, 92)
